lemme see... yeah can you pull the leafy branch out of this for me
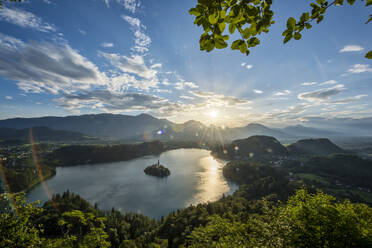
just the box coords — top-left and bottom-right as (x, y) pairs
(190, 0), (372, 59)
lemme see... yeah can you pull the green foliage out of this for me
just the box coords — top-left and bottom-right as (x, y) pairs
(366, 50), (372, 59)
(190, 0), (371, 59)
(186, 215), (250, 247)
(52, 210), (111, 248)
(185, 189), (372, 248)
(189, 0), (274, 56)
(271, 189), (372, 247)
(0, 193), (43, 248)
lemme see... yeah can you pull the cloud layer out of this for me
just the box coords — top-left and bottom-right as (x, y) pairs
(0, 7), (55, 32)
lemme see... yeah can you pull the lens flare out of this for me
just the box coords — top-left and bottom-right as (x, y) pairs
(30, 127), (59, 212)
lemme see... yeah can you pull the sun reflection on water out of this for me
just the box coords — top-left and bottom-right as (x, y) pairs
(187, 155), (230, 205)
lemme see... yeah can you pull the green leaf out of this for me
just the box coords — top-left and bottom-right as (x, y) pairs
(300, 12), (310, 23)
(208, 11), (219, 25)
(283, 34), (292, 44)
(205, 39), (215, 52)
(367, 0), (372, 6)
(294, 32), (302, 40)
(239, 42), (247, 53)
(218, 22), (226, 33)
(346, 0), (356, 5)
(247, 37), (260, 48)
(229, 23), (236, 34)
(286, 17), (296, 30)
(316, 15), (324, 24)
(189, 8), (201, 17)
(231, 39), (244, 50)
(365, 50), (372, 59)
(215, 37), (228, 49)
(305, 23), (312, 29)
(242, 27), (251, 39)
(366, 16), (372, 24)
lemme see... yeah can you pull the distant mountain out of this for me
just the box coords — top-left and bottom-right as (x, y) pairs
(153, 122), (294, 143)
(153, 120), (206, 141)
(287, 138), (345, 155)
(282, 125), (342, 138)
(0, 127), (92, 142)
(226, 123), (293, 141)
(0, 113), (348, 142)
(0, 114), (171, 140)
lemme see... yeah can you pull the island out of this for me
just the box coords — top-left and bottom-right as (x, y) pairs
(144, 160), (171, 177)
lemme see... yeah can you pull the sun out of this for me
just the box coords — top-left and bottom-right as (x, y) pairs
(208, 110), (218, 119)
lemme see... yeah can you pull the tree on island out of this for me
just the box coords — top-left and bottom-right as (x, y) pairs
(144, 161), (171, 177)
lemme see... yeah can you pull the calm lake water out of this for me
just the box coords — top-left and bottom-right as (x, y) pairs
(27, 149), (237, 218)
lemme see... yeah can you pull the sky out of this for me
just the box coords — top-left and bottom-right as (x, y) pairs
(0, 0), (371, 128)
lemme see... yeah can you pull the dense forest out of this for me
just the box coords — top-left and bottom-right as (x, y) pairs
(1, 160), (372, 247)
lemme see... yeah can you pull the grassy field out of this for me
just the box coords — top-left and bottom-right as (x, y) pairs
(296, 173), (330, 186)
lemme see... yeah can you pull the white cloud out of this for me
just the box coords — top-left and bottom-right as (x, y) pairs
(174, 81), (199, 90)
(150, 63), (162, 69)
(122, 15), (140, 28)
(100, 52), (157, 80)
(330, 95), (367, 104)
(347, 64), (372, 74)
(0, 33), (106, 94)
(103, 0), (110, 7)
(103, 0), (141, 13)
(5, 96), (12, 100)
(253, 89), (263, 94)
(153, 88), (172, 93)
(78, 29), (87, 35)
(190, 90), (250, 106)
(339, 45), (364, 53)
(302, 82), (317, 86)
(319, 80), (337, 86)
(0, 7), (55, 32)
(121, 15), (150, 53)
(55, 90), (173, 113)
(298, 84), (345, 102)
(274, 90), (291, 96)
(240, 62), (252, 69)
(101, 42), (114, 48)
(180, 95), (194, 100)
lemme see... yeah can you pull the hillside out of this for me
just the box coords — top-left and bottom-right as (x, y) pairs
(213, 135), (289, 159)
(288, 138), (345, 155)
(0, 126), (93, 142)
(153, 120), (206, 141)
(0, 113), (171, 140)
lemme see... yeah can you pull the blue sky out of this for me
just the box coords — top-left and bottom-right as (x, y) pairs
(0, 0), (371, 128)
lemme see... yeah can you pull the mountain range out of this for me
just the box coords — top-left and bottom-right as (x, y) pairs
(0, 113), (363, 142)
(0, 127), (94, 142)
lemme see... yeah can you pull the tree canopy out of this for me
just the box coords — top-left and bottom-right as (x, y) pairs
(189, 0), (372, 59)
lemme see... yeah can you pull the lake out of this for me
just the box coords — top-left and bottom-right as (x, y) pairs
(27, 149), (238, 218)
